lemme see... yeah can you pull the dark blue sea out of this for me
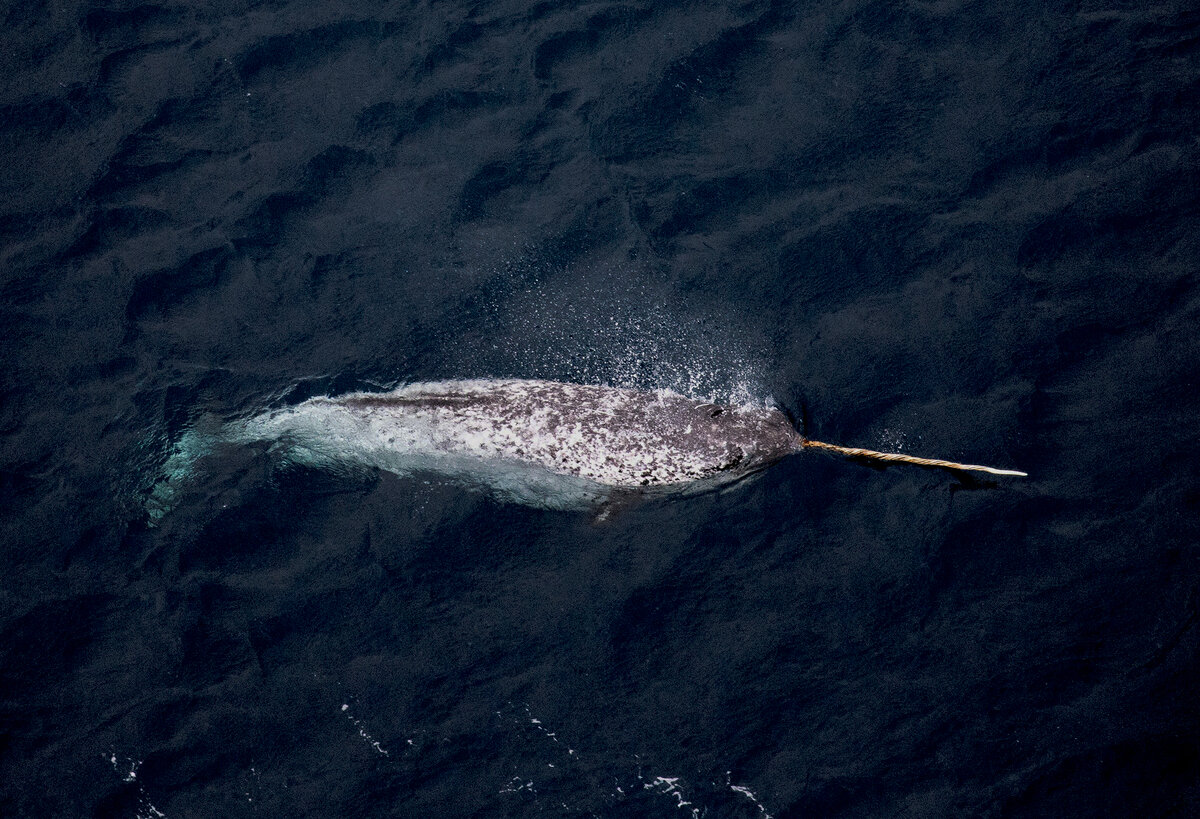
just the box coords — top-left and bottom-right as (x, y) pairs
(2, 1), (1198, 816)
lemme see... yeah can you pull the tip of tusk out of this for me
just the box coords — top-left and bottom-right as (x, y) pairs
(974, 467), (1029, 477)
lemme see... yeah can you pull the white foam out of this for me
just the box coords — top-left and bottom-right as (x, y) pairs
(105, 751), (167, 818)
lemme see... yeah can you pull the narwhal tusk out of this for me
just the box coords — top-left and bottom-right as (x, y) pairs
(801, 439), (1028, 477)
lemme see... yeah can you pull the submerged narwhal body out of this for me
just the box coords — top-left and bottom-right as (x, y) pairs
(151, 377), (1023, 519)
(228, 379), (801, 509)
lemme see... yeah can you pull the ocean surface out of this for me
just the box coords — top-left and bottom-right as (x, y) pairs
(2, 1), (1198, 816)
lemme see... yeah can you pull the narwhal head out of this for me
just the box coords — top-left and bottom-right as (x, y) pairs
(679, 399), (803, 482)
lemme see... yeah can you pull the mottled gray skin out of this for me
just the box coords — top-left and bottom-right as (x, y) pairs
(343, 379), (798, 486)
(230, 379), (801, 509)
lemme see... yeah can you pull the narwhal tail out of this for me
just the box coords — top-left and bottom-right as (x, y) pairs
(144, 417), (224, 524)
(801, 439), (1027, 477)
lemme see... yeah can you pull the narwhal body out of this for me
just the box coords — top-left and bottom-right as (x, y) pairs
(150, 378), (1023, 520)
(227, 379), (799, 509)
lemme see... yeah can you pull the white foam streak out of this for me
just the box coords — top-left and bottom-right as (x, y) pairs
(728, 771), (774, 817)
(342, 702), (389, 756)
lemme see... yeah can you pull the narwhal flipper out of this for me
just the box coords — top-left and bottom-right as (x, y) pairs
(591, 488), (644, 525)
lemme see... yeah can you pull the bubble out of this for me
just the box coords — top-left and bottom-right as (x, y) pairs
(433, 253), (771, 406)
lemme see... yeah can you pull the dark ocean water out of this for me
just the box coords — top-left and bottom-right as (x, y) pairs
(2, 1), (1199, 816)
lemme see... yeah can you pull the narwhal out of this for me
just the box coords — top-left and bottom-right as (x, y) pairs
(149, 378), (1024, 518)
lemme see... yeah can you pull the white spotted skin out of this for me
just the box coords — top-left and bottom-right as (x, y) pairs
(232, 379), (800, 508)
